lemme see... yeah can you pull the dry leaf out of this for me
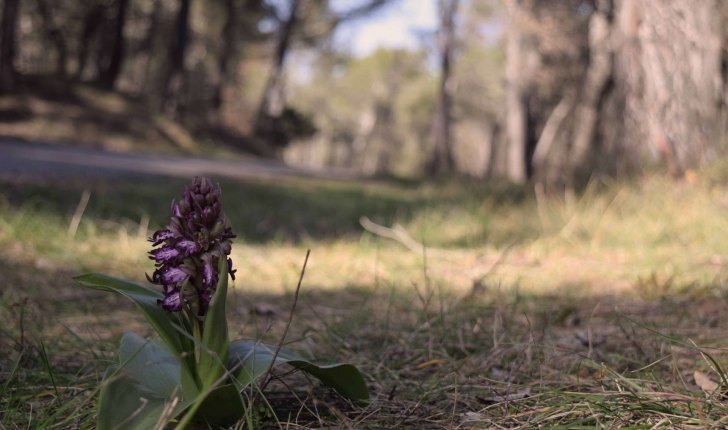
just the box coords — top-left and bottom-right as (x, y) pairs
(694, 371), (719, 394)
(460, 412), (484, 421)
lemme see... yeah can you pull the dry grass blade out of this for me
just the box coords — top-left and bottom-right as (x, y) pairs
(259, 250), (311, 395)
(67, 189), (90, 239)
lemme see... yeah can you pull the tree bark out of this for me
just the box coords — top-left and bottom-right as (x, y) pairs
(426, 0), (459, 175)
(163, 0), (192, 117)
(212, 0), (240, 120)
(36, 0), (68, 76)
(578, 0), (726, 178)
(98, 0), (130, 89)
(136, 0), (163, 94)
(76, 4), (105, 79)
(505, 0), (528, 184)
(0, 0), (21, 93)
(635, 0), (723, 173)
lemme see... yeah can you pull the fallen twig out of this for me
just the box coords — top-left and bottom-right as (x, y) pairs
(359, 217), (459, 257)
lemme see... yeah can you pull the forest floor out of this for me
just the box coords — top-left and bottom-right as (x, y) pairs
(3, 167), (728, 428)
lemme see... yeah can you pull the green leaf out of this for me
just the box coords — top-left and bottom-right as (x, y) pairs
(228, 341), (370, 401)
(97, 334), (191, 430)
(102, 333), (245, 429)
(119, 332), (181, 398)
(188, 384), (247, 428)
(97, 365), (170, 430)
(198, 257), (230, 389)
(73, 274), (200, 398)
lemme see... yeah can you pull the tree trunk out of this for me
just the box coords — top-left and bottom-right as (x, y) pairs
(163, 0), (192, 117)
(505, 0), (528, 184)
(212, 0), (240, 121)
(350, 102), (378, 169)
(426, 0), (459, 175)
(0, 0), (21, 93)
(581, 0), (725, 178)
(568, 0), (614, 182)
(532, 94), (573, 174)
(254, 0), (300, 144)
(77, 4), (105, 79)
(634, 0), (723, 173)
(36, 0), (68, 76)
(136, 0), (162, 94)
(98, 0), (130, 89)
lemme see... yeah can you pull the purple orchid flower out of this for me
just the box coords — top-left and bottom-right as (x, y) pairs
(147, 177), (237, 315)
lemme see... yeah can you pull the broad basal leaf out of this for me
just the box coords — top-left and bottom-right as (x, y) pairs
(98, 332), (190, 430)
(73, 274), (200, 397)
(112, 333), (247, 428)
(119, 332), (181, 398)
(228, 341), (369, 401)
(98, 365), (173, 430)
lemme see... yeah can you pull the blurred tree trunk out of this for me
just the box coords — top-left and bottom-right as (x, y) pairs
(138, 0), (162, 94)
(565, 0), (725, 182)
(568, 0), (614, 182)
(505, 0), (529, 184)
(255, 0), (300, 141)
(77, 4), (105, 79)
(350, 103), (378, 169)
(98, 0), (130, 89)
(629, 0), (723, 174)
(532, 94), (573, 176)
(212, 0), (241, 121)
(36, 0), (68, 76)
(163, 0), (192, 117)
(0, 0), (21, 93)
(426, 0), (459, 175)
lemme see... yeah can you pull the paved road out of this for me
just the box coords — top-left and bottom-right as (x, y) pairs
(0, 139), (355, 183)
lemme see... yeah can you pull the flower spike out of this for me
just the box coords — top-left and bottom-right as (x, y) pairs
(147, 177), (236, 316)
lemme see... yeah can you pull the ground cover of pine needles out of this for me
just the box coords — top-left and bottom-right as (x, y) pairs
(2, 171), (728, 428)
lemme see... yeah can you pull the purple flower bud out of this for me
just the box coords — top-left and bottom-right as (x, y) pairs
(202, 207), (214, 224)
(210, 218), (225, 238)
(200, 177), (211, 194)
(168, 217), (184, 236)
(179, 198), (191, 216)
